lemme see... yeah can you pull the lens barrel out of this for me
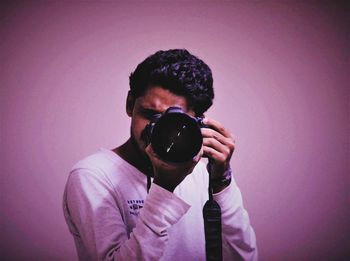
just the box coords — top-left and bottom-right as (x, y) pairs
(149, 107), (203, 163)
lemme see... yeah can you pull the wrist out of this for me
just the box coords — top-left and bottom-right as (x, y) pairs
(211, 168), (232, 193)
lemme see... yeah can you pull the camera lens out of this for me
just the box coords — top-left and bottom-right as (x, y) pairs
(150, 111), (202, 163)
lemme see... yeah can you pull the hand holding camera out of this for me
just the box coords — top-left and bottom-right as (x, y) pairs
(143, 107), (235, 192)
(145, 144), (202, 192)
(143, 106), (204, 191)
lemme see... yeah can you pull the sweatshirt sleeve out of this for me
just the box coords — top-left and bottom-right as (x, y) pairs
(213, 178), (258, 261)
(63, 168), (190, 261)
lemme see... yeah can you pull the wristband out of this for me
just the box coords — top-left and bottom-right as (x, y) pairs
(211, 167), (232, 187)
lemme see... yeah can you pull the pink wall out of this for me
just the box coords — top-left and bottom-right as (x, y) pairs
(1, 1), (348, 260)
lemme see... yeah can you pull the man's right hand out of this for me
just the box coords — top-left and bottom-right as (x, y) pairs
(145, 144), (202, 192)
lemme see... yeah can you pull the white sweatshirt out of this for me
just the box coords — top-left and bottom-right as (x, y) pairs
(63, 148), (257, 261)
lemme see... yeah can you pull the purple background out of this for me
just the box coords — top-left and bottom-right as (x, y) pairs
(1, 1), (349, 260)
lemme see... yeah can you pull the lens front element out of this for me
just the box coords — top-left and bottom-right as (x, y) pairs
(151, 112), (202, 163)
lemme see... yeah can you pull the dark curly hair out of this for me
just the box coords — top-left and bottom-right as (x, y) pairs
(129, 49), (214, 116)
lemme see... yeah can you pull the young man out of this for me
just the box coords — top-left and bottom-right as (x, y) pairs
(63, 49), (258, 260)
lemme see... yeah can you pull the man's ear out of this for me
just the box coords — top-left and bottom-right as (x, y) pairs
(126, 91), (135, 117)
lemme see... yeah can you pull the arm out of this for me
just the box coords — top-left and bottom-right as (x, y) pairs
(213, 179), (258, 261)
(64, 169), (190, 261)
(201, 117), (258, 260)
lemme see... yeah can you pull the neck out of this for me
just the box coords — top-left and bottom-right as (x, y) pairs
(113, 138), (153, 177)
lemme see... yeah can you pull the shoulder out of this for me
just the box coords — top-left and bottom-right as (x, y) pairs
(67, 148), (143, 194)
(66, 149), (120, 193)
(64, 149), (127, 209)
(71, 148), (116, 172)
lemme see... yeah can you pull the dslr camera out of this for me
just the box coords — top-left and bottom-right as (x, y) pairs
(142, 106), (206, 163)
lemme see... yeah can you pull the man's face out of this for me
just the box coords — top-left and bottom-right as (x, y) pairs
(127, 86), (195, 156)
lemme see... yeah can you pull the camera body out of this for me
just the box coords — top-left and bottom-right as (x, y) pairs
(142, 106), (205, 163)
